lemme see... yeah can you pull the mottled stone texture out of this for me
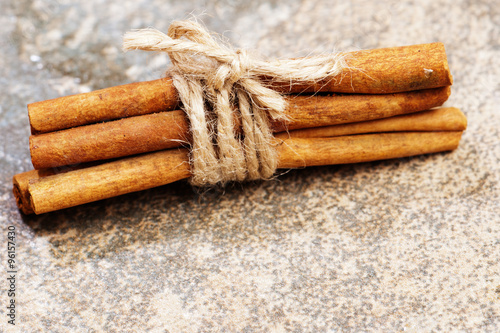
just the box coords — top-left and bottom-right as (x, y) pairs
(1, 0), (499, 331)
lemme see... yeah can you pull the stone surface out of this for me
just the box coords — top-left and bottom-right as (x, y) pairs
(1, 0), (499, 331)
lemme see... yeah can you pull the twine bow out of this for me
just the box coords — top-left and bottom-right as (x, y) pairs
(123, 20), (346, 185)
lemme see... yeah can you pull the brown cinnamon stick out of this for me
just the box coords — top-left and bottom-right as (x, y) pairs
(29, 78), (178, 134)
(13, 164), (95, 215)
(16, 131), (463, 214)
(276, 132), (463, 169)
(28, 43), (452, 134)
(274, 107), (466, 139)
(13, 169), (51, 215)
(30, 87), (451, 169)
(271, 86), (451, 132)
(281, 42), (452, 94)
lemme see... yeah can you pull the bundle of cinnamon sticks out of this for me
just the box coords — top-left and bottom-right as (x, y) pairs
(13, 42), (466, 215)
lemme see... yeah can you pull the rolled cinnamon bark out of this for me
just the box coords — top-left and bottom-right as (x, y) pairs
(271, 86), (451, 132)
(30, 111), (190, 169)
(13, 169), (51, 215)
(17, 131), (463, 214)
(28, 43), (452, 134)
(276, 132), (463, 169)
(274, 107), (466, 139)
(13, 164), (95, 215)
(282, 42), (452, 94)
(29, 78), (178, 134)
(30, 87), (451, 169)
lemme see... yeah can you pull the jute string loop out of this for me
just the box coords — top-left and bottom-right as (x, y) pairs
(123, 20), (346, 186)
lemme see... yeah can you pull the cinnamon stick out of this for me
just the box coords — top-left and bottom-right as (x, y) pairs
(30, 87), (451, 169)
(29, 78), (178, 134)
(13, 164), (95, 215)
(276, 132), (463, 169)
(13, 169), (51, 215)
(16, 131), (463, 214)
(28, 43), (452, 134)
(281, 42), (452, 94)
(274, 107), (466, 139)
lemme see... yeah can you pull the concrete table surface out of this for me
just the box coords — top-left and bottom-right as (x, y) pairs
(0, 0), (498, 331)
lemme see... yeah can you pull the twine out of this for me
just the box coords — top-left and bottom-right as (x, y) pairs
(123, 20), (346, 186)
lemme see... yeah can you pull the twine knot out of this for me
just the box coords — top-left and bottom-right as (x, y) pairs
(123, 20), (346, 186)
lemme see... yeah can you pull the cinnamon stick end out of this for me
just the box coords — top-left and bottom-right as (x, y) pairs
(28, 102), (44, 135)
(12, 176), (34, 215)
(455, 108), (467, 131)
(440, 43), (454, 86)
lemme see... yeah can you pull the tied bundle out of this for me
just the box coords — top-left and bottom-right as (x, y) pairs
(14, 20), (467, 215)
(122, 20), (346, 185)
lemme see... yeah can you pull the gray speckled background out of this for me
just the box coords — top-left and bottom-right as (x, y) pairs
(1, 0), (499, 332)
